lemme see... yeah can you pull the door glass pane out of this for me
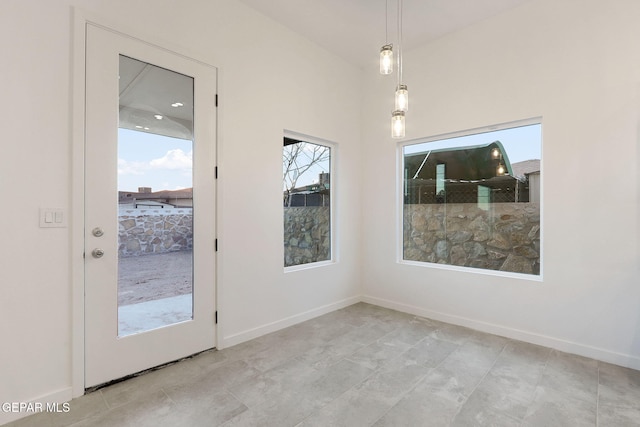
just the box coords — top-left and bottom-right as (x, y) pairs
(117, 55), (194, 336)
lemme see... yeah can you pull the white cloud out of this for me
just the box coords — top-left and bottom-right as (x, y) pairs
(150, 149), (193, 170)
(117, 158), (146, 175)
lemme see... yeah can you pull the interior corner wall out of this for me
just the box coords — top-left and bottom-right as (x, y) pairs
(361, 0), (640, 369)
(0, 0), (362, 424)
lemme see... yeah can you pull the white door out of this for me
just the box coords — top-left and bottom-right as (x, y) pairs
(85, 24), (217, 387)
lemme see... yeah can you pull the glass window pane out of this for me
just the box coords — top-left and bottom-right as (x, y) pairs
(403, 123), (542, 275)
(117, 55), (194, 336)
(283, 137), (331, 267)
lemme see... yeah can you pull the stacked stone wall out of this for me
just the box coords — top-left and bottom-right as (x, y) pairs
(404, 203), (540, 275)
(284, 207), (330, 267)
(118, 209), (192, 257)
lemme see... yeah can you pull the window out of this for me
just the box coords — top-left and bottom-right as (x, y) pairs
(402, 121), (542, 276)
(283, 135), (332, 267)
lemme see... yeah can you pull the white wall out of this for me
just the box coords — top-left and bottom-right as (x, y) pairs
(0, 0), (362, 423)
(362, 0), (640, 369)
(2, 0), (640, 424)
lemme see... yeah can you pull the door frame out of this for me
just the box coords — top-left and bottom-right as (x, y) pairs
(71, 9), (220, 397)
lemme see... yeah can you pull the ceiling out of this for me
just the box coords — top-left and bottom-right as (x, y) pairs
(117, 1), (533, 140)
(119, 55), (194, 140)
(237, 0), (532, 68)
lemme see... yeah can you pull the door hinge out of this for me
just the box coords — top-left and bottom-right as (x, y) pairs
(215, 94), (218, 107)
(215, 166), (218, 179)
(215, 238), (218, 252)
(215, 311), (218, 324)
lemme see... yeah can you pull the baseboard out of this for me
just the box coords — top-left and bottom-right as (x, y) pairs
(362, 295), (640, 371)
(220, 295), (361, 349)
(0, 387), (73, 426)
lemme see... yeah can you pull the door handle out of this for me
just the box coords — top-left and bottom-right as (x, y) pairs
(92, 248), (105, 258)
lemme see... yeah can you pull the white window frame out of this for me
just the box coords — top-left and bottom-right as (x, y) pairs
(283, 130), (337, 272)
(396, 117), (543, 281)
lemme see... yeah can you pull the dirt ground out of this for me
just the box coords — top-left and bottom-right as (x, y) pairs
(118, 250), (193, 306)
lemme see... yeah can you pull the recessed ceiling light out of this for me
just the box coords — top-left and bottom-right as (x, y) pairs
(144, 127), (150, 130)
(135, 125), (143, 129)
(154, 115), (163, 120)
(171, 102), (184, 107)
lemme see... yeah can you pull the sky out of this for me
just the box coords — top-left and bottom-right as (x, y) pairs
(282, 142), (331, 191)
(118, 129), (193, 192)
(403, 123), (542, 164)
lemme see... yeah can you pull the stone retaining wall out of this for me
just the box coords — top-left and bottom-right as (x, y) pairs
(118, 209), (193, 257)
(404, 203), (540, 275)
(284, 207), (330, 267)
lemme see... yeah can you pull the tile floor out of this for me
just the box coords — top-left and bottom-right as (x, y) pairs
(8, 303), (640, 426)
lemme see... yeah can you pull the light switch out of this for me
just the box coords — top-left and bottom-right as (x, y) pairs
(40, 208), (67, 228)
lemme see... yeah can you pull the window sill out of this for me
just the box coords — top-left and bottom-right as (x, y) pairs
(284, 259), (335, 273)
(398, 259), (543, 282)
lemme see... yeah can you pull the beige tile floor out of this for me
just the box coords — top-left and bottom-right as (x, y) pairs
(7, 303), (640, 426)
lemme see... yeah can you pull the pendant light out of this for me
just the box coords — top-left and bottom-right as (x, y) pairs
(395, 84), (408, 111)
(380, 0), (393, 74)
(391, 110), (405, 138)
(380, 45), (393, 75)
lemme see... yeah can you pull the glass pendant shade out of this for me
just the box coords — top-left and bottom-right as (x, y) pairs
(395, 84), (408, 112)
(380, 45), (393, 75)
(391, 110), (405, 139)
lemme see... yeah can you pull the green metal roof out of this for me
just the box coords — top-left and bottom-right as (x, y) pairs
(404, 140), (514, 181)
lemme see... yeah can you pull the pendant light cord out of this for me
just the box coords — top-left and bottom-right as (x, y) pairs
(397, 0), (403, 85)
(385, 0), (389, 44)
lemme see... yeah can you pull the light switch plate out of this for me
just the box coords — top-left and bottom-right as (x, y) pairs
(39, 208), (67, 228)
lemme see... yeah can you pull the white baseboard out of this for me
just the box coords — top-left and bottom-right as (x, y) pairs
(219, 295), (361, 349)
(362, 295), (640, 371)
(0, 387), (73, 426)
